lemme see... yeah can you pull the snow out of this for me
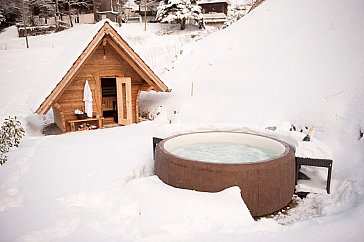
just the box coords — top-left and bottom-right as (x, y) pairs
(0, 0), (364, 241)
(156, 0), (203, 24)
(124, 0), (139, 11)
(123, 176), (255, 228)
(26, 20), (111, 113)
(25, 20), (201, 113)
(295, 140), (332, 159)
(197, 0), (230, 4)
(0, 26), (18, 40)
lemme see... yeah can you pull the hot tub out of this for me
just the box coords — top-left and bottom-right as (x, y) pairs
(154, 131), (295, 217)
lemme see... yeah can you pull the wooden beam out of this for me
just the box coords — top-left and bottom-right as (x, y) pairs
(36, 21), (169, 115)
(94, 75), (102, 117)
(36, 25), (107, 114)
(106, 37), (156, 89)
(103, 24), (168, 92)
(102, 39), (107, 46)
(140, 84), (154, 92)
(107, 33), (155, 81)
(54, 102), (61, 110)
(135, 89), (141, 123)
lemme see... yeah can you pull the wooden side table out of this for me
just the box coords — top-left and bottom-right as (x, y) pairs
(295, 157), (333, 194)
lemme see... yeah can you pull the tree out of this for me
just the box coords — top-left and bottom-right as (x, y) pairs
(28, 0), (54, 25)
(21, 0), (29, 47)
(0, 12), (5, 25)
(0, 116), (25, 165)
(0, 0), (22, 25)
(156, 0), (203, 30)
(135, 0), (156, 31)
(62, 0), (93, 27)
(0, 0), (55, 27)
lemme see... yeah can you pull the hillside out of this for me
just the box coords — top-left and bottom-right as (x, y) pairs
(141, 0), (364, 180)
(0, 0), (363, 241)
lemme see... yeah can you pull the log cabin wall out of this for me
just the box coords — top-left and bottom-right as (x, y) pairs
(54, 37), (148, 132)
(52, 103), (66, 132)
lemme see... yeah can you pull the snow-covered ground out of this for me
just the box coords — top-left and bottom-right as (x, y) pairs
(0, 0), (364, 241)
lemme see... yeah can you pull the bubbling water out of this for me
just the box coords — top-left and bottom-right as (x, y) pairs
(171, 142), (279, 164)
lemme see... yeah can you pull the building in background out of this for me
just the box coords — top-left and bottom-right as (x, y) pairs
(197, 0), (230, 27)
(95, 0), (123, 23)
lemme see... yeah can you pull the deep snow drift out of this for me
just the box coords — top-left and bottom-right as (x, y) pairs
(141, 0), (364, 186)
(0, 0), (364, 241)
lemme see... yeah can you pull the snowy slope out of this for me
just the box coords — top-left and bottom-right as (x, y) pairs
(139, 0), (364, 239)
(141, 0), (364, 178)
(150, 0), (364, 130)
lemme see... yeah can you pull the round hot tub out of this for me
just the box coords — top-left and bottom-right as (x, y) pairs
(155, 131), (295, 217)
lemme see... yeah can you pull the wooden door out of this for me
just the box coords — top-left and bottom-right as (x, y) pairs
(116, 77), (132, 125)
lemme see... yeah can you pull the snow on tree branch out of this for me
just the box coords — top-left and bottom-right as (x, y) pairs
(0, 116), (25, 165)
(156, 0), (204, 30)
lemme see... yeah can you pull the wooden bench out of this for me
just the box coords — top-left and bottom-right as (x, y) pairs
(67, 117), (104, 132)
(102, 96), (116, 111)
(295, 157), (333, 194)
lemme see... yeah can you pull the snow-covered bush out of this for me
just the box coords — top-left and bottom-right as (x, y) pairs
(156, 0), (204, 30)
(0, 13), (5, 25)
(0, 116), (25, 165)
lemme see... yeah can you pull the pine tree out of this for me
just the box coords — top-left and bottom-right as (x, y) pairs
(29, 0), (54, 25)
(0, 12), (5, 25)
(0, 116), (25, 165)
(0, 0), (22, 26)
(156, 0), (203, 30)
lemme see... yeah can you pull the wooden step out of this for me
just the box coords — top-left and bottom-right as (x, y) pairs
(103, 123), (119, 128)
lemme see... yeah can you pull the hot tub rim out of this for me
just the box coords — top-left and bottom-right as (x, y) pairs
(157, 131), (292, 165)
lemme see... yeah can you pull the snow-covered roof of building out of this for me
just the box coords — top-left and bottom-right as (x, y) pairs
(96, 10), (120, 15)
(202, 12), (228, 20)
(197, 0), (231, 5)
(27, 19), (169, 115)
(124, 0), (139, 11)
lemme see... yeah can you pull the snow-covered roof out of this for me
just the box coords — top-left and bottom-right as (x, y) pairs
(27, 19), (168, 114)
(123, 0), (139, 11)
(197, 0), (231, 5)
(27, 21), (104, 114)
(96, 10), (120, 15)
(202, 12), (227, 20)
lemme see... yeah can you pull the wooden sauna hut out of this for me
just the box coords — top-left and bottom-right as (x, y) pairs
(34, 20), (169, 132)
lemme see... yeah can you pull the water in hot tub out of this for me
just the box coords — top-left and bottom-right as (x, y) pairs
(171, 142), (279, 163)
